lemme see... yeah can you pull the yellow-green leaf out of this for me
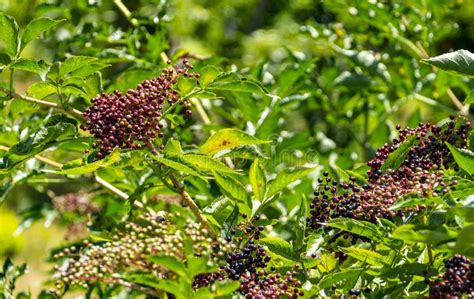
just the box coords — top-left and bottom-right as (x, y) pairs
(200, 129), (269, 155)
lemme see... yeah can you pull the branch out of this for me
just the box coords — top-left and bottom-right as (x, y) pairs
(168, 173), (213, 232)
(113, 0), (139, 27)
(0, 145), (143, 208)
(0, 87), (83, 119)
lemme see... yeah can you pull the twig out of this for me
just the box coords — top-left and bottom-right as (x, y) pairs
(0, 145), (142, 208)
(168, 173), (213, 232)
(0, 87), (83, 119)
(113, 0), (139, 27)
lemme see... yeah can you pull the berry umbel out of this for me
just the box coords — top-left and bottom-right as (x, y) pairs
(81, 60), (197, 158)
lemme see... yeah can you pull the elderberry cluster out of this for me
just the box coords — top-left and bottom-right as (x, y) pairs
(195, 221), (303, 298)
(50, 211), (232, 294)
(81, 60), (197, 158)
(429, 255), (473, 298)
(308, 118), (469, 231)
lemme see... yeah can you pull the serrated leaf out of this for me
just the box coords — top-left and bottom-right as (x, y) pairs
(295, 195), (307, 249)
(319, 268), (364, 289)
(381, 135), (416, 172)
(213, 171), (248, 203)
(178, 154), (238, 174)
(339, 247), (387, 267)
(153, 156), (205, 179)
(0, 14), (19, 58)
(445, 143), (474, 175)
(0, 115), (77, 174)
(390, 194), (447, 210)
(58, 148), (120, 175)
(148, 255), (188, 279)
(27, 82), (57, 99)
(305, 231), (324, 257)
(125, 274), (180, 295)
(200, 128), (269, 155)
(176, 76), (196, 94)
(266, 165), (317, 198)
(454, 226), (474, 258)
(259, 237), (299, 261)
(199, 65), (221, 87)
(392, 224), (458, 245)
(249, 158), (266, 201)
(222, 205), (239, 239)
(9, 58), (50, 80)
(193, 281), (240, 299)
(59, 56), (99, 77)
(449, 206), (474, 223)
(206, 73), (270, 96)
(326, 218), (384, 243)
(20, 17), (64, 52)
(422, 49), (474, 77)
(466, 89), (474, 104)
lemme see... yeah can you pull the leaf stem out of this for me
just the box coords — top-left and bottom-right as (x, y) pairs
(0, 86), (83, 119)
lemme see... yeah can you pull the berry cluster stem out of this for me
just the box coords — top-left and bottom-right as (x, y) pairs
(0, 87), (83, 119)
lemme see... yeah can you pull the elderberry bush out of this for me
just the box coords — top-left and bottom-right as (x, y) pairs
(0, 2), (473, 299)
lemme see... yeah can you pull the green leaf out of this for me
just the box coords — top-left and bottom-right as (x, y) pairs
(445, 142), (474, 175)
(339, 247), (387, 267)
(193, 281), (240, 299)
(59, 56), (99, 77)
(326, 218), (384, 243)
(466, 89), (474, 104)
(381, 135), (416, 172)
(249, 158), (266, 201)
(449, 206), (474, 223)
(392, 224), (458, 245)
(176, 76), (196, 94)
(148, 255), (188, 279)
(454, 225), (474, 258)
(305, 231), (324, 257)
(9, 58), (51, 80)
(199, 65), (221, 87)
(222, 205), (239, 239)
(0, 115), (77, 174)
(390, 194), (448, 210)
(125, 274), (180, 295)
(213, 171), (248, 204)
(266, 165), (317, 198)
(20, 17), (64, 52)
(0, 14), (19, 58)
(206, 73), (270, 96)
(319, 268), (364, 289)
(152, 156), (205, 179)
(295, 195), (307, 249)
(259, 237), (299, 261)
(422, 49), (474, 77)
(58, 148), (121, 175)
(178, 154), (238, 174)
(200, 128), (269, 155)
(27, 82), (57, 99)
